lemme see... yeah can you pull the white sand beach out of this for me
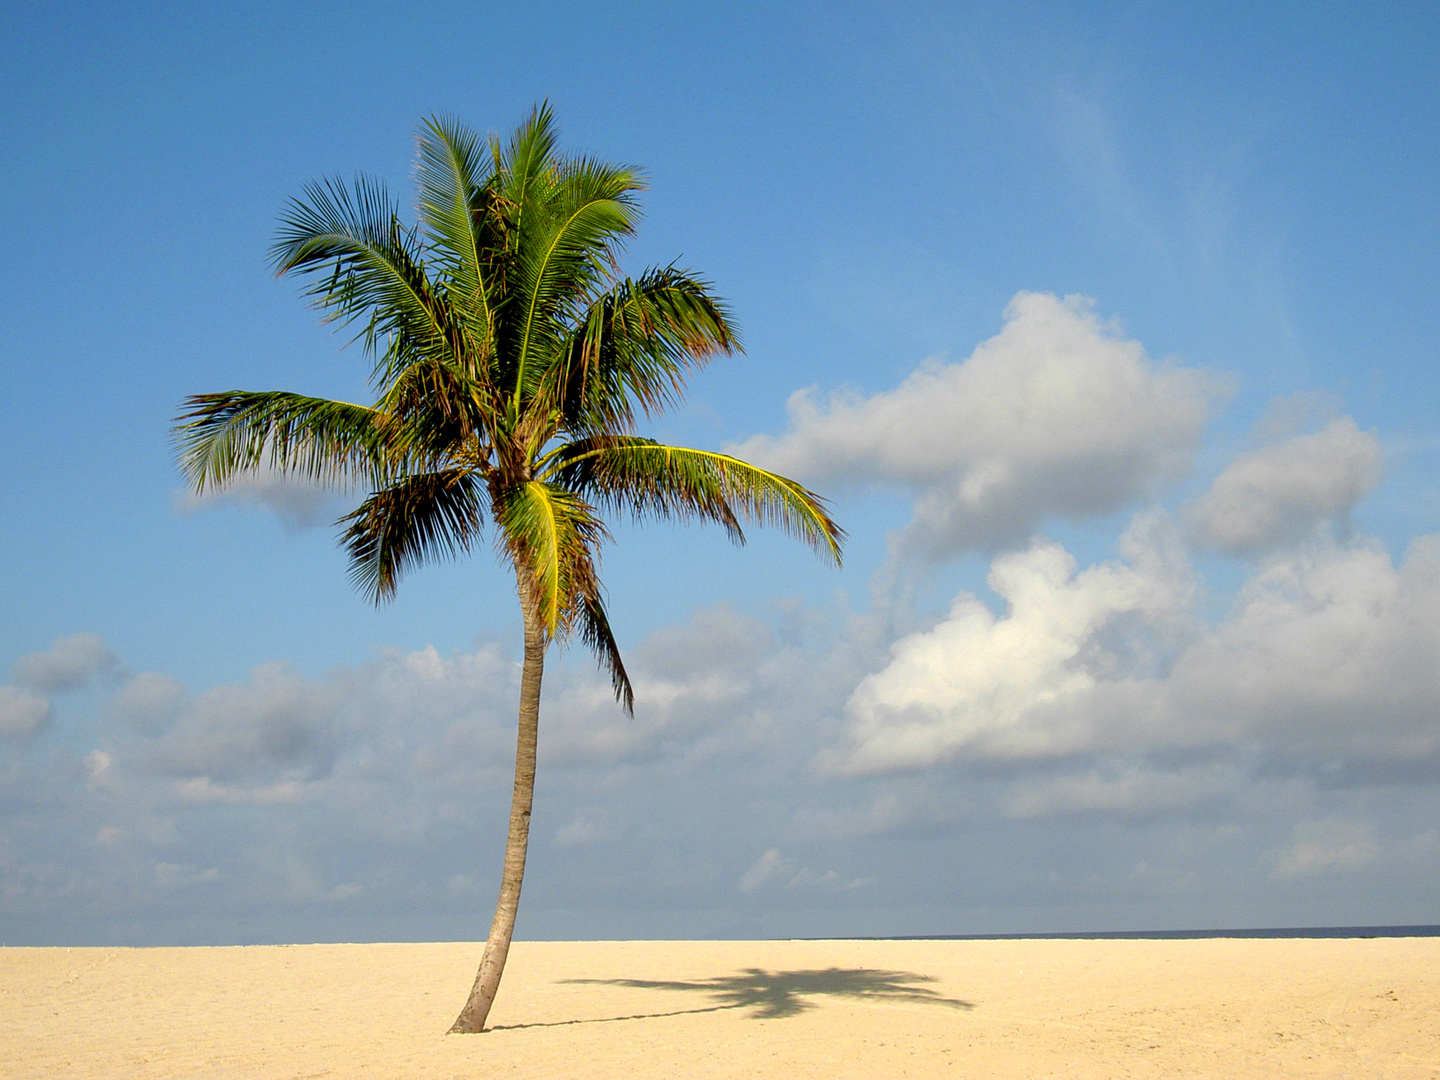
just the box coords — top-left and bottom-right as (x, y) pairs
(3, 937), (1437, 1079)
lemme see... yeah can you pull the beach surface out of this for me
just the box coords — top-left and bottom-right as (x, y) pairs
(3, 937), (1436, 1078)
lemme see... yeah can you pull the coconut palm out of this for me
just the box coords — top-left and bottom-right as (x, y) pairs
(174, 105), (843, 1033)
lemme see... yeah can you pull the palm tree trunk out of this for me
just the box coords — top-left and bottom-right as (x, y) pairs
(448, 596), (546, 1034)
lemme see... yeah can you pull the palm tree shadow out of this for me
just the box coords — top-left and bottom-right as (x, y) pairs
(489, 967), (973, 1030)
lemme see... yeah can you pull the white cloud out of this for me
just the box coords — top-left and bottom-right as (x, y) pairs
(1165, 537), (1440, 761)
(1189, 416), (1382, 553)
(1001, 764), (1238, 819)
(738, 848), (787, 892)
(736, 848), (861, 893)
(1272, 820), (1379, 879)
(84, 749), (112, 786)
(154, 862), (221, 888)
(554, 808), (615, 846)
(112, 672), (186, 731)
(152, 661), (342, 786)
(174, 464), (352, 531)
(12, 633), (119, 693)
(830, 526), (1440, 776)
(7, 526), (1439, 940)
(734, 292), (1226, 557)
(94, 615), (805, 818)
(540, 606), (775, 765)
(0, 685), (52, 737)
(0, 574), (1437, 943)
(830, 512), (1193, 773)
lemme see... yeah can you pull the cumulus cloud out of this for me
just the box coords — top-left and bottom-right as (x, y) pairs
(829, 512), (1194, 773)
(1189, 416), (1382, 554)
(540, 606), (782, 765)
(91, 611), (821, 814)
(5, 565), (1440, 941)
(112, 672), (186, 732)
(8, 508), (1440, 941)
(830, 524), (1440, 777)
(734, 292), (1227, 557)
(107, 645), (527, 817)
(737, 848), (864, 893)
(151, 661), (342, 788)
(84, 749), (113, 787)
(12, 633), (119, 693)
(0, 605), (881, 937)
(1272, 820), (1379, 879)
(0, 685), (52, 737)
(1000, 763), (1238, 820)
(738, 848), (788, 892)
(1164, 537), (1440, 762)
(174, 463), (352, 531)
(1, 634), (122, 738)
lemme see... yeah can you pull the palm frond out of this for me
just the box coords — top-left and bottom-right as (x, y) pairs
(415, 115), (496, 344)
(544, 266), (738, 433)
(270, 175), (460, 389)
(542, 438), (844, 565)
(578, 587), (633, 714)
(372, 353), (500, 453)
(174, 391), (411, 493)
(339, 469), (486, 602)
(499, 102), (560, 205)
(494, 480), (609, 635)
(509, 162), (643, 413)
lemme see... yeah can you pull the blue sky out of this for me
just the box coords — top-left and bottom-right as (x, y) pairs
(2, 1), (1438, 945)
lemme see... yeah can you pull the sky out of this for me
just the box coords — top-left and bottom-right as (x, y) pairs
(2, 0), (1438, 945)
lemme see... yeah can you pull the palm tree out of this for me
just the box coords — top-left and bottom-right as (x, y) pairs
(174, 105), (844, 1033)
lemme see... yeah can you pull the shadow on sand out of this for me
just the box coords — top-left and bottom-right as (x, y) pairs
(488, 966), (974, 1030)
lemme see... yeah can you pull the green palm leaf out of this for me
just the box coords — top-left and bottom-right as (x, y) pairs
(415, 115), (496, 345)
(340, 469), (486, 602)
(271, 176), (460, 389)
(510, 170), (642, 413)
(542, 438), (844, 565)
(544, 266), (739, 433)
(577, 586), (633, 715)
(174, 390), (411, 492)
(494, 479), (609, 634)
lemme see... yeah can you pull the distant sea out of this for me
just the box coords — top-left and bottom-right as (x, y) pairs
(869, 925), (1440, 940)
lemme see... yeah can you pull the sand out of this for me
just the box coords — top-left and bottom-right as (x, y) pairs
(2, 937), (1437, 1078)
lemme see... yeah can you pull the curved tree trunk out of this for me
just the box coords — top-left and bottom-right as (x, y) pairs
(448, 596), (546, 1034)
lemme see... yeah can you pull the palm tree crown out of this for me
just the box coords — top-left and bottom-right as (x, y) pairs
(177, 105), (842, 709)
(174, 105), (843, 1032)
